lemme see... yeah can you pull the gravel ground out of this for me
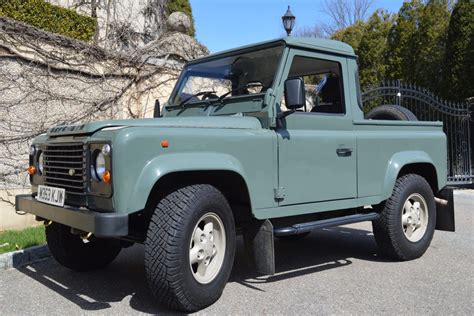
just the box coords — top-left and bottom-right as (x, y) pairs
(1, 191), (473, 315)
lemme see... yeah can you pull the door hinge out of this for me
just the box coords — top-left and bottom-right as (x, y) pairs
(274, 187), (286, 201)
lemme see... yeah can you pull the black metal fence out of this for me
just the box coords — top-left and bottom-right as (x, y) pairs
(362, 80), (472, 185)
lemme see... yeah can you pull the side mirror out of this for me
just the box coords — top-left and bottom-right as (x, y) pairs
(284, 78), (305, 110)
(153, 99), (161, 118)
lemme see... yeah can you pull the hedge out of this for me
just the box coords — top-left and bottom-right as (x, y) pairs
(0, 0), (97, 42)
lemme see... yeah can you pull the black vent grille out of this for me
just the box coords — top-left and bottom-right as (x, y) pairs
(43, 143), (86, 195)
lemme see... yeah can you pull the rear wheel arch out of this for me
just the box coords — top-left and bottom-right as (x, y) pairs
(381, 152), (440, 200)
(397, 163), (438, 193)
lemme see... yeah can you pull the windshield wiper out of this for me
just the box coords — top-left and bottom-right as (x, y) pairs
(178, 90), (217, 107)
(217, 83), (264, 103)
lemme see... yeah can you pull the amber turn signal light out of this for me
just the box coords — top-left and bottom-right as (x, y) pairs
(103, 170), (111, 183)
(27, 166), (36, 175)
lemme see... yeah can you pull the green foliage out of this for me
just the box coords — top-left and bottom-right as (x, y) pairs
(385, 0), (451, 93)
(442, 0), (474, 101)
(0, 0), (97, 42)
(332, 21), (366, 52)
(0, 226), (46, 255)
(166, 0), (195, 37)
(385, 0), (425, 84)
(333, 0), (459, 94)
(357, 10), (394, 88)
(332, 11), (394, 88)
(415, 1), (450, 91)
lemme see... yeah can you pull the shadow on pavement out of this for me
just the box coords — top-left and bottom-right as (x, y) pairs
(232, 226), (388, 290)
(17, 225), (387, 314)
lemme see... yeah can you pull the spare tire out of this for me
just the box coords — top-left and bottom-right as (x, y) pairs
(365, 105), (418, 121)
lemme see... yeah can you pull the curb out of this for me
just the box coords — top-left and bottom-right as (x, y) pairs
(0, 244), (50, 270)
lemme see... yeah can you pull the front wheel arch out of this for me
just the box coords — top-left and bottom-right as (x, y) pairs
(143, 170), (254, 231)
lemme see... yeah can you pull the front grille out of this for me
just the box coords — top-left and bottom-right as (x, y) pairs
(43, 143), (87, 195)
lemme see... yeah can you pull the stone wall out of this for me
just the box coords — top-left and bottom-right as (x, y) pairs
(0, 16), (208, 230)
(47, 0), (168, 51)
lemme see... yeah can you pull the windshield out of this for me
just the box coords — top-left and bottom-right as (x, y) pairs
(169, 45), (284, 106)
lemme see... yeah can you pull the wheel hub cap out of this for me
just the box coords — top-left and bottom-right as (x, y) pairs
(402, 193), (429, 242)
(189, 212), (226, 284)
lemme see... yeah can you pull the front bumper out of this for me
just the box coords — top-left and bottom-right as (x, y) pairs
(15, 194), (128, 237)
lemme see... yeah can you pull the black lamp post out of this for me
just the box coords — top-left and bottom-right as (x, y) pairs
(282, 5), (295, 36)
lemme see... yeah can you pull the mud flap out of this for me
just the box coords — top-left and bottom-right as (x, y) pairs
(436, 188), (455, 232)
(243, 219), (275, 275)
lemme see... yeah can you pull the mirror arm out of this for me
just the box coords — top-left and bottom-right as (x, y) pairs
(276, 109), (295, 129)
(276, 109), (295, 119)
(153, 99), (161, 118)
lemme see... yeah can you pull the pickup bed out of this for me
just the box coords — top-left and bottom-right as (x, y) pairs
(16, 37), (454, 312)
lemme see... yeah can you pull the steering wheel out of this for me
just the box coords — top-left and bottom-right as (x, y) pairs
(200, 91), (218, 100)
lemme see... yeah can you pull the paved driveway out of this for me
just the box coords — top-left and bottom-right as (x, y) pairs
(1, 191), (473, 314)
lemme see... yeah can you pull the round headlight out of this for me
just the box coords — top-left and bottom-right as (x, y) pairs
(101, 144), (111, 156)
(37, 151), (44, 175)
(29, 145), (36, 156)
(94, 152), (106, 181)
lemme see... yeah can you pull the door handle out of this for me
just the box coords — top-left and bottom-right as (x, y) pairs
(336, 148), (353, 157)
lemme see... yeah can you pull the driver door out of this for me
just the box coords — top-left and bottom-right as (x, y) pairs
(276, 50), (357, 206)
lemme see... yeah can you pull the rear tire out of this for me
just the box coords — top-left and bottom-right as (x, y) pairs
(45, 222), (121, 271)
(144, 184), (236, 312)
(372, 174), (436, 261)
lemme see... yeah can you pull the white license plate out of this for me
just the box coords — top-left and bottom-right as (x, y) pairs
(36, 185), (66, 207)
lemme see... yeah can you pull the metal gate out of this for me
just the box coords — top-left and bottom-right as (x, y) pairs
(362, 80), (472, 185)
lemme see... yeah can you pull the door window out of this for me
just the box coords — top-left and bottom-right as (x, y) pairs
(282, 56), (345, 114)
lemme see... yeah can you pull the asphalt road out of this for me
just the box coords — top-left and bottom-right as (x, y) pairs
(1, 191), (473, 315)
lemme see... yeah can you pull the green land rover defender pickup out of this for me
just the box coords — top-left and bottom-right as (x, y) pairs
(16, 37), (454, 312)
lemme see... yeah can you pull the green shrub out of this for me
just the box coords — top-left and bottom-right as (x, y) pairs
(0, 0), (97, 42)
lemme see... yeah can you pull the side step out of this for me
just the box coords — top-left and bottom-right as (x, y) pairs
(273, 212), (379, 237)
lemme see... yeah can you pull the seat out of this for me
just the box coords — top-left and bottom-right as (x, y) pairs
(311, 77), (343, 114)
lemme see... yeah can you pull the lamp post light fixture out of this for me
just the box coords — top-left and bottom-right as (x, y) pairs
(282, 5), (295, 36)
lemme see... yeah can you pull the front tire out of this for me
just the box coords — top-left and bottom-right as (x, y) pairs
(45, 222), (121, 271)
(372, 174), (436, 261)
(144, 184), (236, 312)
